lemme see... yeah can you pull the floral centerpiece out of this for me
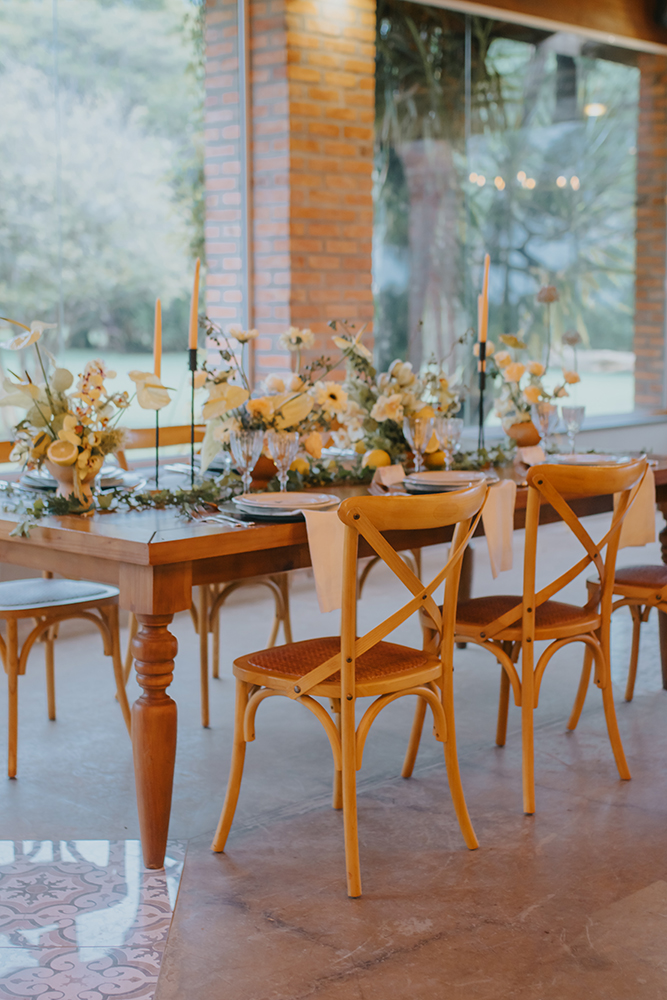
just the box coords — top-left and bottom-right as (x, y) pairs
(0, 318), (129, 503)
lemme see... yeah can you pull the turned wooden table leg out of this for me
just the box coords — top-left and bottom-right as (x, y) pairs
(131, 613), (178, 869)
(658, 504), (667, 690)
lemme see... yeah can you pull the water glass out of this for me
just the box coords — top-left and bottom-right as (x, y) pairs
(267, 430), (299, 491)
(403, 415), (434, 473)
(561, 405), (585, 454)
(433, 416), (463, 471)
(229, 429), (265, 493)
(533, 401), (558, 452)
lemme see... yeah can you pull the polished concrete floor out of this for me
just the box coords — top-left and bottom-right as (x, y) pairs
(0, 512), (665, 997)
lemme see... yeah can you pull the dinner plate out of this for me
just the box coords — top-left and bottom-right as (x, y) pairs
(546, 453), (631, 466)
(232, 491), (339, 512)
(403, 470), (493, 494)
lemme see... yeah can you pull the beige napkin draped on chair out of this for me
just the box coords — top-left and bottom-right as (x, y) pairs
(615, 465), (656, 549)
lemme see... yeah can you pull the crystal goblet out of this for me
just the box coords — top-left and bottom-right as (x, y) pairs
(533, 401), (558, 453)
(561, 405), (585, 454)
(433, 416), (464, 471)
(267, 430), (299, 492)
(403, 415), (434, 474)
(229, 429), (265, 494)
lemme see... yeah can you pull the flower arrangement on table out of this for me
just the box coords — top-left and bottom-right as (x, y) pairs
(0, 318), (130, 503)
(491, 333), (580, 447)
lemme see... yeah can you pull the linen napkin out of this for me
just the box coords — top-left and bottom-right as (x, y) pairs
(481, 479), (517, 578)
(301, 508), (346, 613)
(614, 465), (656, 549)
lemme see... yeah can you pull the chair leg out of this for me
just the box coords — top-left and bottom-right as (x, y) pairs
(567, 644), (593, 731)
(280, 575), (293, 644)
(7, 619), (18, 778)
(44, 625), (56, 722)
(198, 585), (210, 728)
(123, 612), (138, 685)
(496, 667), (510, 747)
(103, 605), (131, 735)
(341, 692), (361, 898)
(210, 585), (220, 680)
(441, 673), (478, 850)
(401, 696), (427, 778)
(211, 679), (250, 852)
(625, 605), (643, 702)
(600, 670), (631, 780)
(330, 698), (342, 809)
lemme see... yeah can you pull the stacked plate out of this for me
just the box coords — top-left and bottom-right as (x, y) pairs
(232, 491), (339, 521)
(20, 465), (140, 492)
(545, 453), (630, 466)
(403, 470), (493, 495)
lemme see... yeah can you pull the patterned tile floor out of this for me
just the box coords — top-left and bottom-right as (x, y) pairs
(0, 840), (184, 999)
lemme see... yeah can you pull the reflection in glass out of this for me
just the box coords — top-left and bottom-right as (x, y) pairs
(561, 405), (586, 453)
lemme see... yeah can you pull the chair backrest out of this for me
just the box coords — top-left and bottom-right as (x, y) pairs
(116, 424), (205, 469)
(482, 458), (647, 640)
(289, 483), (488, 699)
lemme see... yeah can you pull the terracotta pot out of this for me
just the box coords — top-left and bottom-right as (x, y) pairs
(250, 453), (278, 489)
(505, 421), (541, 448)
(44, 459), (100, 509)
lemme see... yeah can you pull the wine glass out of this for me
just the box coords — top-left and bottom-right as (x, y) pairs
(267, 430), (299, 492)
(433, 416), (463, 471)
(561, 405), (585, 454)
(229, 429), (265, 494)
(533, 401), (558, 453)
(403, 415), (434, 474)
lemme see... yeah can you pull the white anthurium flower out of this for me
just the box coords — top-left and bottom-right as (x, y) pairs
(128, 370), (172, 411)
(202, 382), (249, 420)
(0, 319), (57, 351)
(0, 377), (43, 407)
(191, 370), (207, 389)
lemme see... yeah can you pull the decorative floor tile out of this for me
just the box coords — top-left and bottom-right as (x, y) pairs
(0, 841), (184, 999)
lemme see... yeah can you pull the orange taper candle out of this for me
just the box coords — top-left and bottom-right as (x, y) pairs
(188, 258), (200, 350)
(153, 298), (162, 379)
(480, 253), (490, 343)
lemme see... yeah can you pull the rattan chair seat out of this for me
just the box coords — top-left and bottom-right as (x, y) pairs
(235, 636), (439, 696)
(613, 564), (667, 589)
(454, 595), (599, 639)
(0, 578), (119, 616)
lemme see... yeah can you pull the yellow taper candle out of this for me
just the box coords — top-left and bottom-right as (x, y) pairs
(153, 298), (162, 379)
(480, 253), (490, 342)
(188, 257), (200, 350)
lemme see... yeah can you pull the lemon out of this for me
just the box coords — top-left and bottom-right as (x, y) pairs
(290, 457), (309, 475)
(46, 439), (78, 467)
(424, 450), (445, 469)
(354, 441), (366, 455)
(424, 430), (439, 453)
(416, 404), (435, 419)
(362, 448), (391, 469)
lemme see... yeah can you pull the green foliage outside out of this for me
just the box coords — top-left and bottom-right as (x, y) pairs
(0, 0), (205, 353)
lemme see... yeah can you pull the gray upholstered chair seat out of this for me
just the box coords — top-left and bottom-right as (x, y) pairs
(0, 578), (118, 612)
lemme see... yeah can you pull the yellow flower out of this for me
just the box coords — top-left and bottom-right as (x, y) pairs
(494, 350), (511, 368)
(333, 328), (372, 361)
(370, 392), (403, 423)
(313, 381), (348, 414)
(563, 369), (580, 384)
(202, 382), (249, 420)
(274, 392), (314, 429)
(503, 362), (526, 383)
(228, 325), (259, 343)
(192, 370), (208, 389)
(290, 457), (310, 475)
(523, 385), (541, 404)
(58, 428), (82, 448)
(527, 361), (545, 376)
(303, 431), (322, 459)
(416, 404), (435, 419)
(247, 396), (274, 421)
(279, 326), (315, 351)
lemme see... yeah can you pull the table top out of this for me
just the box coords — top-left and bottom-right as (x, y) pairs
(0, 457), (664, 570)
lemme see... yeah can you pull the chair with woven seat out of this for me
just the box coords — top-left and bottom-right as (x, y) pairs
(211, 483), (487, 897)
(567, 563), (667, 724)
(404, 459), (647, 817)
(0, 576), (131, 777)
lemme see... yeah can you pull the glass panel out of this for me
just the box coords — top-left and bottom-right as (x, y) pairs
(374, 2), (646, 418)
(0, 0), (205, 434)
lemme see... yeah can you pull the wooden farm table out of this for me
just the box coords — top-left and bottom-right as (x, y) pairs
(0, 458), (666, 870)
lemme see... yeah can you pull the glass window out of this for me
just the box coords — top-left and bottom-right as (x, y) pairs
(0, 0), (204, 432)
(374, 2), (647, 419)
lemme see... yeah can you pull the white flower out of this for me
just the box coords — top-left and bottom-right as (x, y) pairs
(388, 360), (416, 387)
(263, 373), (286, 395)
(202, 381), (249, 420)
(128, 370), (172, 411)
(313, 380), (348, 413)
(229, 326), (259, 344)
(1, 319), (56, 351)
(370, 392), (404, 423)
(333, 328), (372, 362)
(279, 326), (315, 351)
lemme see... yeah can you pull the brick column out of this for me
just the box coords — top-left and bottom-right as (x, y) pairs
(205, 0), (376, 379)
(635, 54), (667, 410)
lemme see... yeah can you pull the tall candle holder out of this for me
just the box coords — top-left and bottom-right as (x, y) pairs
(189, 347), (197, 487)
(477, 340), (486, 453)
(155, 411), (160, 489)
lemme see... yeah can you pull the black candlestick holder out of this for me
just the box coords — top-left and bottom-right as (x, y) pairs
(477, 341), (486, 453)
(189, 347), (197, 487)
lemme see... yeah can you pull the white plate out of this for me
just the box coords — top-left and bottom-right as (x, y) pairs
(234, 499), (339, 517)
(233, 491), (339, 511)
(404, 470), (491, 486)
(546, 453), (631, 466)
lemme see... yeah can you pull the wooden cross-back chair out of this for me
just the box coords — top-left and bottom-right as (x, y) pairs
(211, 483), (488, 897)
(407, 459), (647, 817)
(118, 425), (293, 727)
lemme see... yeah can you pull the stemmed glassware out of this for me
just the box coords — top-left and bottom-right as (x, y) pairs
(433, 416), (463, 471)
(403, 415), (434, 474)
(561, 405), (585, 454)
(267, 430), (299, 492)
(229, 429), (265, 494)
(533, 401), (558, 453)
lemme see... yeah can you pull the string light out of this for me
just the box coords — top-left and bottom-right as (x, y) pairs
(494, 176), (505, 190)
(570, 175), (580, 190)
(477, 175), (486, 186)
(469, 172), (478, 183)
(525, 178), (536, 189)
(517, 170), (526, 182)
(584, 102), (607, 117)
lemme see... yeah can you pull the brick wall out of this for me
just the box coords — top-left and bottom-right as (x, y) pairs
(635, 54), (667, 410)
(205, 0), (376, 380)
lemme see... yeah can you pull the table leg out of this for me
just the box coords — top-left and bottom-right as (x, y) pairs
(456, 545), (474, 650)
(131, 613), (178, 869)
(659, 506), (667, 690)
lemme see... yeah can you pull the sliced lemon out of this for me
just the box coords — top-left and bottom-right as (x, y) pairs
(290, 457), (309, 475)
(47, 439), (78, 467)
(362, 448), (391, 469)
